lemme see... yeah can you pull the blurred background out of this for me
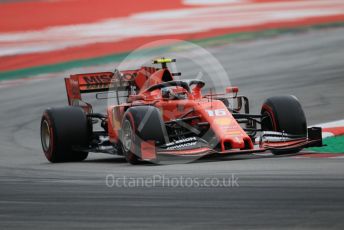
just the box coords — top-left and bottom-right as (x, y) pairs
(1, 0), (344, 121)
(1, 1), (344, 229)
(1, 0), (344, 78)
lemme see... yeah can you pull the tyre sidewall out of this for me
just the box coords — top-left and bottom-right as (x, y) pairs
(41, 107), (89, 162)
(120, 112), (141, 164)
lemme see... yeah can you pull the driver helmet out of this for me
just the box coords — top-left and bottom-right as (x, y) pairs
(161, 87), (187, 100)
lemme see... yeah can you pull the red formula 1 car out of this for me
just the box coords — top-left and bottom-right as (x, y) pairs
(40, 58), (322, 164)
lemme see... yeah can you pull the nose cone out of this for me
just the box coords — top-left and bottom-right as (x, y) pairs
(230, 136), (245, 149)
(222, 136), (245, 150)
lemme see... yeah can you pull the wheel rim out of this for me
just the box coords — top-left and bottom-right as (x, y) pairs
(122, 119), (133, 152)
(41, 120), (51, 152)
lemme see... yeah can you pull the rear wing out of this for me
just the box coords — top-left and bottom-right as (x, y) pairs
(76, 72), (115, 93)
(65, 67), (157, 108)
(65, 72), (115, 106)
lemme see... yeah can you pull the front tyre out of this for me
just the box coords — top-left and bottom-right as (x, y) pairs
(261, 95), (307, 155)
(40, 107), (90, 162)
(119, 106), (167, 165)
(120, 114), (141, 165)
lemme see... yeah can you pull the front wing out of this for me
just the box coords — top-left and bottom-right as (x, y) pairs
(141, 127), (323, 160)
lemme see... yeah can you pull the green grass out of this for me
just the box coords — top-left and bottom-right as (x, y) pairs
(309, 135), (344, 153)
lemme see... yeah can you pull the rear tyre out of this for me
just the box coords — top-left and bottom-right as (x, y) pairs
(261, 95), (307, 155)
(40, 107), (90, 162)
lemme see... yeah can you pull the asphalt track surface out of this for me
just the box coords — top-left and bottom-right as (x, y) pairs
(0, 28), (344, 229)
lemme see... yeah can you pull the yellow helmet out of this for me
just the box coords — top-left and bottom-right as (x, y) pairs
(152, 58), (176, 64)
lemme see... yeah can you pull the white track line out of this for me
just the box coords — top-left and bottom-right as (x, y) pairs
(0, 0), (343, 57)
(312, 119), (344, 128)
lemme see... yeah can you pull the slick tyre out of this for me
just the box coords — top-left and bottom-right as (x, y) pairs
(261, 95), (307, 155)
(40, 106), (90, 162)
(120, 114), (141, 165)
(120, 106), (167, 165)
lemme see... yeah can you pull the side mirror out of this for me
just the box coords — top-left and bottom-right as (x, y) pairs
(190, 80), (205, 99)
(226, 86), (239, 94)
